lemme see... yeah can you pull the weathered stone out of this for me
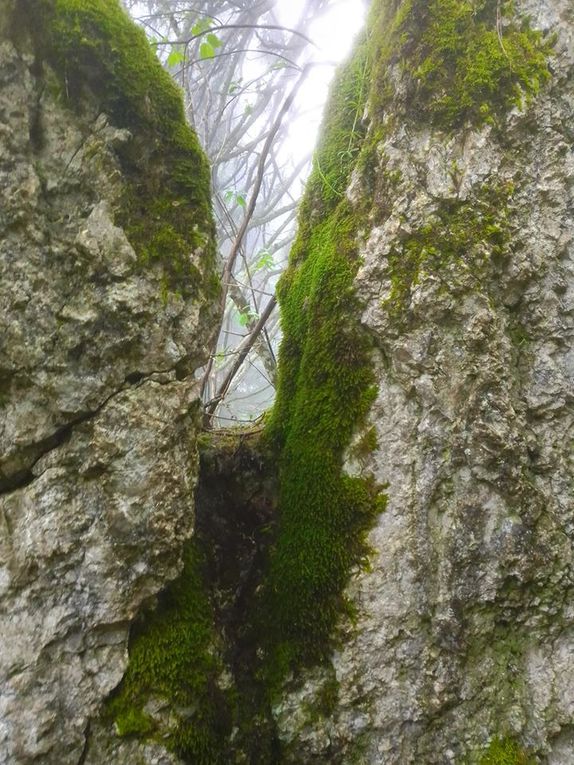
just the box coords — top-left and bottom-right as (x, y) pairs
(85, 720), (184, 765)
(0, 2), (217, 763)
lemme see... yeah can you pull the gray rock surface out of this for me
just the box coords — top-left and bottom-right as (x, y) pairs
(274, 0), (574, 762)
(84, 720), (183, 765)
(0, 8), (216, 764)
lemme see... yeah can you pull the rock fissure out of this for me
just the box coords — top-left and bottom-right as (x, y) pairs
(1, 0), (573, 763)
(0, 369), (188, 495)
(76, 721), (91, 765)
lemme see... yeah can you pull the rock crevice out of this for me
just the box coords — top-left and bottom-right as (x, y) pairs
(2, 1), (574, 764)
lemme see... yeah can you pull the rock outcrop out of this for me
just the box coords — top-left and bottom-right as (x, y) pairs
(0, 1), (217, 762)
(271, 0), (574, 762)
(2, 0), (574, 763)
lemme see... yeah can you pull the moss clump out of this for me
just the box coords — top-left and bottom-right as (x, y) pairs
(113, 707), (153, 738)
(25, 0), (216, 297)
(348, 425), (379, 466)
(385, 182), (513, 316)
(308, 673), (340, 722)
(107, 541), (230, 763)
(478, 736), (535, 764)
(371, 0), (552, 128)
(262, 34), (386, 685)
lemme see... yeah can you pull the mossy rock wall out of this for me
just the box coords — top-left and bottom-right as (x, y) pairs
(0, 2), (218, 763)
(271, 0), (574, 763)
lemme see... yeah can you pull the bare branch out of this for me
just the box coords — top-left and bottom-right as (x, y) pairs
(156, 23), (316, 48)
(218, 64), (310, 313)
(205, 295), (277, 418)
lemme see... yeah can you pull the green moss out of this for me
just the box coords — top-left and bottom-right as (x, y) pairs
(384, 182), (513, 316)
(262, 34), (387, 686)
(309, 39), (370, 207)
(106, 541), (230, 763)
(348, 425), (379, 466)
(113, 707), (153, 738)
(478, 736), (535, 764)
(371, 0), (553, 128)
(24, 0), (216, 297)
(312, 674), (340, 721)
(507, 321), (530, 350)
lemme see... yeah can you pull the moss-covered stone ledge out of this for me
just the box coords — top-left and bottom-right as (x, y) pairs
(263, 0), (571, 763)
(1, 2), (220, 762)
(255, 0), (554, 701)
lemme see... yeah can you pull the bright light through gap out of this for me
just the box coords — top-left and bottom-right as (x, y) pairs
(279, 0), (367, 160)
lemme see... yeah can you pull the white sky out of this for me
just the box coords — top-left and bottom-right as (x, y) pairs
(277, 0), (367, 159)
(133, 0), (366, 166)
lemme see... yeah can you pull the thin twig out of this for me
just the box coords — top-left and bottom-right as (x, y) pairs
(154, 24), (316, 48)
(204, 296), (277, 418)
(200, 65), (310, 400)
(186, 48), (302, 71)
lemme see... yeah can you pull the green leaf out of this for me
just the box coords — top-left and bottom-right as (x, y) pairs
(206, 33), (223, 49)
(199, 42), (215, 60)
(254, 249), (274, 272)
(224, 191), (247, 209)
(191, 18), (211, 36)
(238, 310), (251, 327)
(167, 49), (185, 68)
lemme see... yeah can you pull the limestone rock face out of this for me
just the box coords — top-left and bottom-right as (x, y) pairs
(0, 3), (217, 763)
(274, 0), (574, 762)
